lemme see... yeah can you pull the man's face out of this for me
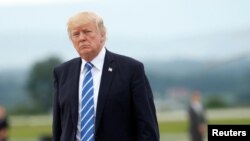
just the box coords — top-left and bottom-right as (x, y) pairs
(69, 21), (105, 61)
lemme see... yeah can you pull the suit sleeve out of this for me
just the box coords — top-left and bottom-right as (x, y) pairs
(131, 63), (160, 141)
(52, 69), (62, 141)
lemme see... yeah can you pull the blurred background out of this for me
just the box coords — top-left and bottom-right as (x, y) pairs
(1, 0), (250, 141)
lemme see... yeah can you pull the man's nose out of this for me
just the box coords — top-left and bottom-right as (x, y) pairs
(79, 32), (87, 40)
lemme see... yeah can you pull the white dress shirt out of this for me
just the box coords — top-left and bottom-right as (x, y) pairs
(76, 47), (106, 141)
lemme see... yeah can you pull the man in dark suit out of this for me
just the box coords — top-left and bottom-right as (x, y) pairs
(53, 11), (159, 141)
(0, 106), (9, 141)
(188, 91), (207, 141)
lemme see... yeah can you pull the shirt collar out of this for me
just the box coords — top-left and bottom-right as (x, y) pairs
(81, 47), (106, 73)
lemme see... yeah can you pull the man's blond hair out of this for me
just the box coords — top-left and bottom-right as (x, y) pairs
(67, 12), (106, 39)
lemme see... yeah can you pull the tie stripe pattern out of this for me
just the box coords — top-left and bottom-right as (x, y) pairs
(80, 62), (95, 141)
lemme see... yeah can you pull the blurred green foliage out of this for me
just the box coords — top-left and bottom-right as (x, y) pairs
(26, 57), (62, 113)
(205, 96), (229, 109)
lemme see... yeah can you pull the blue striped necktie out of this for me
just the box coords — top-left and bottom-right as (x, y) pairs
(80, 62), (95, 141)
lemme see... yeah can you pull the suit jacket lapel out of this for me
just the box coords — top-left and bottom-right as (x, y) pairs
(70, 58), (82, 130)
(95, 50), (115, 132)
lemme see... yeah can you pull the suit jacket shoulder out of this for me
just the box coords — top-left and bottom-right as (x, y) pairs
(108, 51), (144, 68)
(54, 57), (81, 73)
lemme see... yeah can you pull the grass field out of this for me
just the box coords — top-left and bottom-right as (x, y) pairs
(8, 107), (250, 141)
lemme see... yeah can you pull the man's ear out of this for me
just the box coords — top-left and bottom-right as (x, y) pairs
(100, 32), (106, 42)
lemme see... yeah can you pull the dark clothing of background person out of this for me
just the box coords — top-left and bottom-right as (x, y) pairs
(188, 94), (206, 141)
(0, 106), (8, 141)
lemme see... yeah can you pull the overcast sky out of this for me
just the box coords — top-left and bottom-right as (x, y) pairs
(1, 0), (250, 70)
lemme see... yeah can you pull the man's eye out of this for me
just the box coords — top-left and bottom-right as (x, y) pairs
(72, 33), (79, 36)
(84, 30), (92, 34)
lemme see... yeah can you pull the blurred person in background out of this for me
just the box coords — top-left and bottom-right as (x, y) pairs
(0, 106), (9, 141)
(52, 11), (159, 141)
(188, 91), (207, 141)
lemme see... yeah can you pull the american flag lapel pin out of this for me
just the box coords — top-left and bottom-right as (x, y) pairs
(108, 67), (113, 72)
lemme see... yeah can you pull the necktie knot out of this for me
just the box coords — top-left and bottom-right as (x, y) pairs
(85, 62), (93, 71)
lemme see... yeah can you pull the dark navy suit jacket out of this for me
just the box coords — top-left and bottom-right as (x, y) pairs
(53, 50), (159, 141)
